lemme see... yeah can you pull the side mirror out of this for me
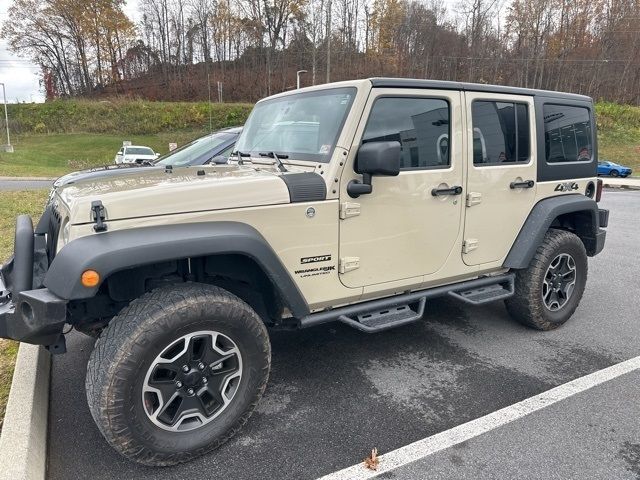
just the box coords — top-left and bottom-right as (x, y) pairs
(348, 141), (401, 198)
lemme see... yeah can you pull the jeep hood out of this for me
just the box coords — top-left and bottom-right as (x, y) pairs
(57, 164), (299, 223)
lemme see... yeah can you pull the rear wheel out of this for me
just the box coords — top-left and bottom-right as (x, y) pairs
(505, 229), (587, 330)
(85, 282), (271, 466)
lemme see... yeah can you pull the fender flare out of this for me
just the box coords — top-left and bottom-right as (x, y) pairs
(503, 195), (600, 269)
(44, 221), (310, 318)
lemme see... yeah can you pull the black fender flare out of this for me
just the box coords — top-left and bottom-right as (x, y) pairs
(44, 221), (310, 318)
(503, 195), (600, 269)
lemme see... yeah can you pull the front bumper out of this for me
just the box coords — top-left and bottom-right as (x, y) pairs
(0, 271), (67, 345)
(1, 212), (68, 346)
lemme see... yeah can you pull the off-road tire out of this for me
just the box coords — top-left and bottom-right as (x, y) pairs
(85, 282), (271, 466)
(505, 229), (588, 331)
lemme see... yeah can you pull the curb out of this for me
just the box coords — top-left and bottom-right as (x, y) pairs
(0, 344), (51, 480)
(601, 176), (640, 191)
(603, 182), (640, 190)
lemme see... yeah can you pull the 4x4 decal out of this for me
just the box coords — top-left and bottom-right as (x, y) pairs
(554, 181), (579, 192)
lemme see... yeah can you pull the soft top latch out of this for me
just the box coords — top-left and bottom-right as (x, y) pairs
(91, 200), (108, 232)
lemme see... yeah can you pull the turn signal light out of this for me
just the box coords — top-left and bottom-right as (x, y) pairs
(81, 270), (100, 288)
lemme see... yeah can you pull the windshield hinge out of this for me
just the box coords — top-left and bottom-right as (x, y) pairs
(339, 202), (361, 219)
(91, 200), (108, 232)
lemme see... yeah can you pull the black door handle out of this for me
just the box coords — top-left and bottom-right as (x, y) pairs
(431, 185), (463, 196)
(510, 180), (535, 189)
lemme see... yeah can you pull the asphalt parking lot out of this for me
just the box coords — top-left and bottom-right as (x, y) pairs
(48, 190), (640, 480)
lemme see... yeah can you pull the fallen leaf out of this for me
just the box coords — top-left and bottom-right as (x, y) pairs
(363, 447), (379, 471)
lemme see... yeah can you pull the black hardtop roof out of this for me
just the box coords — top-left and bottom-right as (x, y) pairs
(369, 78), (592, 102)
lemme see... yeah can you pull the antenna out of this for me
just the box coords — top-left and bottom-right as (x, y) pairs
(207, 72), (212, 132)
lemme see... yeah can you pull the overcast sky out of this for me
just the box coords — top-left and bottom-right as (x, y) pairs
(0, 2), (44, 103)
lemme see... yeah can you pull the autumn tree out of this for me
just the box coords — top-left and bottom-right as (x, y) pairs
(1, 0), (134, 95)
(3, 0), (639, 103)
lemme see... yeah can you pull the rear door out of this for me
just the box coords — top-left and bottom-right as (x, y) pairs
(462, 92), (537, 266)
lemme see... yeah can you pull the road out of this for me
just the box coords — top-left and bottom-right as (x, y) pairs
(0, 180), (52, 191)
(47, 190), (640, 480)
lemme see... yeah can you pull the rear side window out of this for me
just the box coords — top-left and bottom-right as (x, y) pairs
(544, 104), (592, 163)
(472, 101), (530, 165)
(362, 97), (450, 170)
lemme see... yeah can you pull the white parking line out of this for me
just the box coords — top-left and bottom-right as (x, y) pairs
(318, 355), (640, 480)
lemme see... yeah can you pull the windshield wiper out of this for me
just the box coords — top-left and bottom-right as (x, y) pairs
(259, 152), (288, 172)
(231, 150), (251, 165)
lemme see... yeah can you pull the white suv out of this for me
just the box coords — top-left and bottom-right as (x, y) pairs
(115, 145), (158, 164)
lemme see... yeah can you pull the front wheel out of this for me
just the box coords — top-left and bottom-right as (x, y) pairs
(610, 170), (619, 177)
(85, 283), (271, 466)
(505, 229), (588, 330)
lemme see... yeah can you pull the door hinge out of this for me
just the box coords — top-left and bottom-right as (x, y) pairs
(339, 257), (360, 273)
(462, 239), (479, 254)
(466, 192), (482, 207)
(339, 202), (361, 219)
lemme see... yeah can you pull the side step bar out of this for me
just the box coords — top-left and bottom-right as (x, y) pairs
(448, 281), (514, 305)
(298, 273), (515, 333)
(338, 298), (426, 333)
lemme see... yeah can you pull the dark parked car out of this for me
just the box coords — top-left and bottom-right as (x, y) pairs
(52, 127), (242, 188)
(597, 160), (632, 177)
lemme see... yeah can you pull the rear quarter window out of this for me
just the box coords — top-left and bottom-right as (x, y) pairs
(543, 104), (593, 163)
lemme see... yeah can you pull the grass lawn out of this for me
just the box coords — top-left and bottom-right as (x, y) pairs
(0, 131), (204, 177)
(0, 129), (638, 179)
(596, 102), (640, 175)
(598, 131), (640, 174)
(0, 189), (49, 431)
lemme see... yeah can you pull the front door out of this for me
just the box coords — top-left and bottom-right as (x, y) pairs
(339, 89), (464, 289)
(462, 92), (537, 266)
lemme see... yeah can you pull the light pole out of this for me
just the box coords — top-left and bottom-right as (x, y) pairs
(0, 83), (11, 152)
(296, 70), (308, 89)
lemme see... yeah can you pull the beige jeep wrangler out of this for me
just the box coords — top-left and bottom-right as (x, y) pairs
(0, 78), (608, 465)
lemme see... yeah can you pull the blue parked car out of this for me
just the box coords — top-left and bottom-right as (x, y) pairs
(598, 160), (632, 177)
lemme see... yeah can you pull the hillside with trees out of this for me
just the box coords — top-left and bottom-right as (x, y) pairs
(1, 0), (640, 103)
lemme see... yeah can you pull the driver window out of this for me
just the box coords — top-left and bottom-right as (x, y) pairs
(362, 97), (450, 170)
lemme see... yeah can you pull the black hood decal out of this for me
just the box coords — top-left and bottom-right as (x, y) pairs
(279, 172), (327, 203)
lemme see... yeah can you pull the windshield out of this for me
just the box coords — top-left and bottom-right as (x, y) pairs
(156, 132), (236, 166)
(235, 87), (356, 163)
(126, 147), (154, 155)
